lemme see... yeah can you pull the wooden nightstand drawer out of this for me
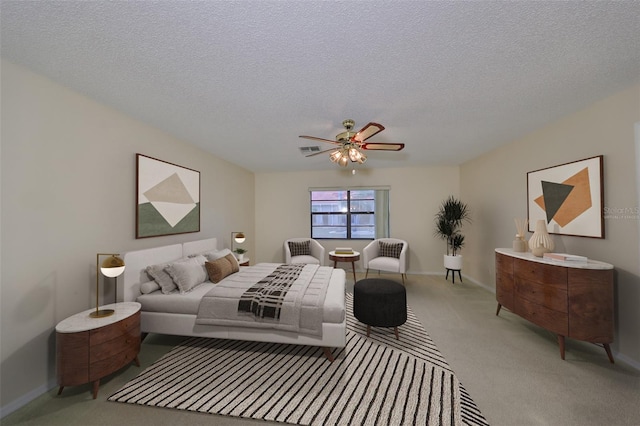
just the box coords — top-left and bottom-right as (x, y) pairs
(90, 311), (140, 345)
(56, 302), (141, 399)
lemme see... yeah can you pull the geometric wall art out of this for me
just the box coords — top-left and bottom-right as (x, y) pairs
(136, 154), (200, 238)
(527, 155), (604, 238)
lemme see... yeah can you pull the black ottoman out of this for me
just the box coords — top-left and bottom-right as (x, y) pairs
(353, 278), (407, 339)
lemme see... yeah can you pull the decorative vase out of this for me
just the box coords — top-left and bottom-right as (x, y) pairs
(528, 220), (554, 257)
(512, 236), (527, 252)
(237, 253), (244, 262)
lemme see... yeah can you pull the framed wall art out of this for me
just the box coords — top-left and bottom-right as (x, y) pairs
(527, 155), (604, 238)
(136, 154), (200, 238)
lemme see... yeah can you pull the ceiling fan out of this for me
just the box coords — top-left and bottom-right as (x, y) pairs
(299, 119), (405, 167)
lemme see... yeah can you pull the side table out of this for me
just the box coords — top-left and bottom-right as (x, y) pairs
(329, 250), (360, 283)
(238, 258), (250, 266)
(56, 302), (141, 399)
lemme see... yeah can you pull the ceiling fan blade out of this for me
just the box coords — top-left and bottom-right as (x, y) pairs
(361, 142), (405, 151)
(299, 135), (341, 145)
(305, 147), (339, 157)
(352, 122), (385, 142)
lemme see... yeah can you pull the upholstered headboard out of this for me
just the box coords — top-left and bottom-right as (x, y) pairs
(183, 238), (217, 257)
(121, 238), (218, 302)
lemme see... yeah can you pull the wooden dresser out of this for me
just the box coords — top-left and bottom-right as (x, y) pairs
(56, 302), (141, 398)
(495, 249), (614, 363)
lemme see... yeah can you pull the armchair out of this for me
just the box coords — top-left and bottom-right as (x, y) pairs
(362, 238), (408, 284)
(284, 238), (325, 266)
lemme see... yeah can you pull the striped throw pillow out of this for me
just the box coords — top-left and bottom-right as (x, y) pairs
(379, 241), (403, 259)
(288, 240), (311, 256)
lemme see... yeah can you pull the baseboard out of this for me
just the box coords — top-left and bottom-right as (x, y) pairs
(613, 351), (640, 371)
(0, 379), (56, 419)
(460, 273), (495, 293)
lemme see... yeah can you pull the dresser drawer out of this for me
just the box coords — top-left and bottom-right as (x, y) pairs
(514, 258), (567, 287)
(514, 297), (568, 336)
(515, 278), (567, 312)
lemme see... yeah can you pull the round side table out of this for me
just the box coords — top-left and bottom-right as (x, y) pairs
(329, 250), (360, 282)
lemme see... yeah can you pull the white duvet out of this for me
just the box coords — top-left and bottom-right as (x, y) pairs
(195, 263), (332, 336)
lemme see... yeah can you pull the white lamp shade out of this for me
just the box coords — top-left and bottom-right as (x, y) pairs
(100, 255), (125, 277)
(101, 265), (125, 277)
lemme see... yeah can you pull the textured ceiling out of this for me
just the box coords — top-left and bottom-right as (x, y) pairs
(2, 1), (639, 172)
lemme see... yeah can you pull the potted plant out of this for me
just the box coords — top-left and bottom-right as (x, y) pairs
(434, 196), (471, 271)
(233, 248), (248, 262)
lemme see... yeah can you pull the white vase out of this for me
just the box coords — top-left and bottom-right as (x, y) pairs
(444, 254), (463, 270)
(237, 253), (244, 262)
(528, 219), (554, 257)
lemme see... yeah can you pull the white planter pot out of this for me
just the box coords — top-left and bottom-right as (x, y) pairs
(444, 254), (462, 270)
(236, 253), (245, 262)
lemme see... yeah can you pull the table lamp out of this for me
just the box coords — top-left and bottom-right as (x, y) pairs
(231, 231), (246, 253)
(90, 253), (125, 318)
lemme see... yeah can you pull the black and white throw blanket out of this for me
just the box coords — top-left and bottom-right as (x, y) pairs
(196, 263), (333, 336)
(238, 263), (305, 320)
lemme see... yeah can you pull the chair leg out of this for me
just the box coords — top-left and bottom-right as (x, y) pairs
(401, 274), (405, 284)
(365, 269), (369, 279)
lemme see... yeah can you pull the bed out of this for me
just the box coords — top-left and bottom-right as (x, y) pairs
(121, 238), (346, 361)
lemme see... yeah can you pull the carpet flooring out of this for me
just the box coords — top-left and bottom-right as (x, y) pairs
(109, 294), (488, 426)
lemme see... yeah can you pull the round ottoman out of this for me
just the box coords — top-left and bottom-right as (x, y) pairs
(353, 278), (407, 339)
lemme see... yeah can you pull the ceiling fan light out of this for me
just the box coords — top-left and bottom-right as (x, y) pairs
(348, 147), (360, 162)
(357, 153), (367, 164)
(338, 156), (349, 167)
(330, 150), (342, 162)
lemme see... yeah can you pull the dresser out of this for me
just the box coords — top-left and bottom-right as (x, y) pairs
(56, 302), (141, 398)
(495, 248), (614, 363)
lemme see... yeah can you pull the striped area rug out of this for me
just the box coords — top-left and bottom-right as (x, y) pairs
(109, 294), (488, 426)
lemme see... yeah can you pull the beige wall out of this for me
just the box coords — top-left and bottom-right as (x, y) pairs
(2, 58), (638, 415)
(0, 61), (254, 412)
(254, 167), (460, 273)
(461, 84), (640, 367)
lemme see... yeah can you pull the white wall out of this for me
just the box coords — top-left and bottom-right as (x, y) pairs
(0, 61), (254, 414)
(461, 84), (640, 367)
(254, 167), (460, 274)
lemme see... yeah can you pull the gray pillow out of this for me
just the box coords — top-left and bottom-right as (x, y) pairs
(165, 255), (208, 294)
(146, 262), (179, 294)
(140, 281), (161, 294)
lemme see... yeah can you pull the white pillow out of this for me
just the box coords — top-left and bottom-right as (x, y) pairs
(164, 255), (208, 294)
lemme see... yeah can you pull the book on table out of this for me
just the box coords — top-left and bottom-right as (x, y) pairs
(543, 253), (588, 263)
(334, 247), (354, 254)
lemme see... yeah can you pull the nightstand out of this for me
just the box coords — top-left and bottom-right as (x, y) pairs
(56, 302), (141, 399)
(238, 258), (250, 266)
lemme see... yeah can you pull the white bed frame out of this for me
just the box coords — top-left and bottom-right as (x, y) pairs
(121, 238), (346, 360)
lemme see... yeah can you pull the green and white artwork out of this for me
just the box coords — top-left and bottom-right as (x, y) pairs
(136, 154), (200, 238)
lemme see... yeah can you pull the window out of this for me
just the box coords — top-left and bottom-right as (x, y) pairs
(310, 188), (390, 239)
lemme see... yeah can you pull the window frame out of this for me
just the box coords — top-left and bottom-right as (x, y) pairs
(309, 187), (390, 240)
